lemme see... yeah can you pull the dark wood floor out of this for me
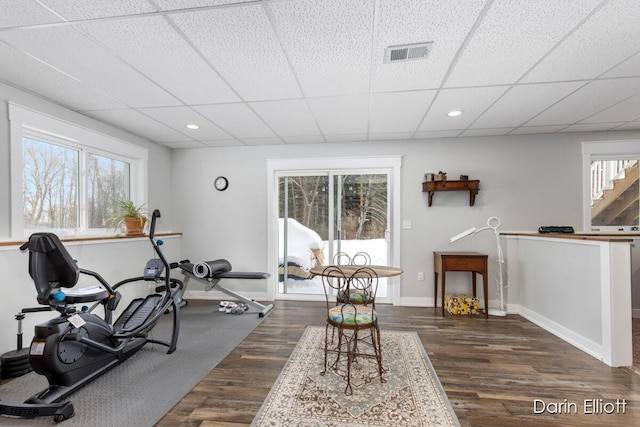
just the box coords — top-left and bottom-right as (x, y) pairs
(157, 301), (640, 426)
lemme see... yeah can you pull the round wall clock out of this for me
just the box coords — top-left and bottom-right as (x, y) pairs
(214, 176), (229, 191)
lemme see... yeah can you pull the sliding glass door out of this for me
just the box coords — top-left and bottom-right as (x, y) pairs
(278, 170), (390, 301)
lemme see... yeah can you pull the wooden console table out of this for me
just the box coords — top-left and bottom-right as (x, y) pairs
(433, 251), (488, 318)
(422, 180), (480, 206)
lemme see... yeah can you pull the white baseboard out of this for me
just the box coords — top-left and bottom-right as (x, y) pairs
(517, 306), (603, 362)
(398, 297), (432, 307)
(184, 289), (271, 302)
(506, 303), (522, 315)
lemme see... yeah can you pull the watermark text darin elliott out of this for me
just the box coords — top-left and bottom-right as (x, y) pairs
(533, 398), (627, 415)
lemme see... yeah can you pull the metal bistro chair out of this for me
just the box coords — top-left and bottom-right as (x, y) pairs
(320, 265), (384, 395)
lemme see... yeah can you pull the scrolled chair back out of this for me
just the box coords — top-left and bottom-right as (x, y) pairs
(350, 251), (371, 266)
(320, 265), (349, 296)
(345, 266), (378, 307)
(333, 252), (352, 266)
(332, 251), (371, 266)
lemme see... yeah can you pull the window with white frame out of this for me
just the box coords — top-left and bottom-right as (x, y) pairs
(583, 140), (640, 232)
(9, 103), (148, 238)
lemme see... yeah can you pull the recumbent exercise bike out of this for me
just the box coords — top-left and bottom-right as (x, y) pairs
(0, 209), (183, 423)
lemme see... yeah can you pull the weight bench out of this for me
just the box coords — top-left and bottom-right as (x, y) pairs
(179, 259), (274, 318)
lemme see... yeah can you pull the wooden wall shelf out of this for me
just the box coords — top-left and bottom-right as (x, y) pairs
(422, 179), (480, 206)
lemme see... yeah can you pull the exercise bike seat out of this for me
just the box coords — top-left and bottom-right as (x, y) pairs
(22, 232), (81, 306)
(22, 232), (112, 306)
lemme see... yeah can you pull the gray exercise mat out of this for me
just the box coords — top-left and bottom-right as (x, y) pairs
(0, 301), (263, 426)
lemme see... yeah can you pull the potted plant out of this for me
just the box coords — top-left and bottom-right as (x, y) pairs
(106, 200), (149, 236)
(437, 171), (447, 181)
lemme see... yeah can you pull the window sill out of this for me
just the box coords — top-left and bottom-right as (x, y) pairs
(0, 232), (182, 248)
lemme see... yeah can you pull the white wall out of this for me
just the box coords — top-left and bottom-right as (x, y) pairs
(503, 235), (632, 367)
(171, 131), (640, 306)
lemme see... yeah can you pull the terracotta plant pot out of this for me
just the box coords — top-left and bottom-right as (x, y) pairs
(124, 217), (146, 237)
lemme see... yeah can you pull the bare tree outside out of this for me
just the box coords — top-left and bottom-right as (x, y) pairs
(23, 137), (79, 229)
(23, 136), (130, 232)
(338, 174), (387, 240)
(279, 174), (387, 241)
(87, 153), (130, 228)
(279, 176), (330, 239)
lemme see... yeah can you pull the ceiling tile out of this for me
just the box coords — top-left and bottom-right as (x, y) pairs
(78, 16), (240, 105)
(525, 78), (640, 126)
(446, 0), (602, 87)
(39, 0), (155, 20)
(194, 103), (277, 139)
(559, 123), (623, 133)
(418, 86), (509, 132)
(523, 0), (640, 83)
(414, 130), (461, 139)
(0, 26), (181, 108)
(371, 0), (486, 92)
(163, 141), (208, 149)
(138, 106), (233, 140)
(200, 139), (244, 147)
(580, 92), (640, 123)
(325, 134), (368, 142)
(155, 0), (254, 11)
(369, 132), (414, 141)
(602, 52), (640, 79)
(369, 90), (436, 134)
(87, 108), (193, 143)
(612, 121), (640, 131)
(239, 137), (285, 146)
(509, 125), (566, 135)
(472, 81), (586, 129)
(0, 0), (62, 28)
(0, 42), (125, 111)
(268, 0), (373, 97)
(282, 135), (325, 144)
(460, 128), (512, 137)
(170, 5), (302, 101)
(249, 99), (321, 137)
(307, 94), (369, 135)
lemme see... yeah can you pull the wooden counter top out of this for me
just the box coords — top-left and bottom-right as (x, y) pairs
(0, 232), (182, 248)
(500, 232), (636, 242)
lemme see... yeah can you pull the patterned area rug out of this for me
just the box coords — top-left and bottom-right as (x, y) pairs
(252, 326), (460, 427)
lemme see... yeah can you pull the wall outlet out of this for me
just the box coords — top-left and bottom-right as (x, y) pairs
(418, 272), (424, 281)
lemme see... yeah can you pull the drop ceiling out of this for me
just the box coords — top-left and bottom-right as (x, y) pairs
(1, 0), (639, 149)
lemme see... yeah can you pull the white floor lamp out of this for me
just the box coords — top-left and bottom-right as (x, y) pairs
(450, 216), (507, 317)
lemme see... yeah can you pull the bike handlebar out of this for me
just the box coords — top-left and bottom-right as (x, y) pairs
(149, 209), (161, 241)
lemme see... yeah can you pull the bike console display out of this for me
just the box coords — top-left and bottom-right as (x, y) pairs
(144, 258), (165, 280)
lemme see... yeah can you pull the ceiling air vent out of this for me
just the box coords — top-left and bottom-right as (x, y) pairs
(384, 42), (433, 64)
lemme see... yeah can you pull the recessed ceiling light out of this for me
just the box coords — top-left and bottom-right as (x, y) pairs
(447, 110), (463, 117)
(186, 123), (200, 130)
